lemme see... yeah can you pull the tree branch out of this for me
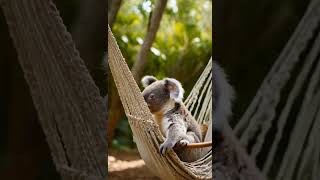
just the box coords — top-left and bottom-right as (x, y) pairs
(131, 0), (167, 82)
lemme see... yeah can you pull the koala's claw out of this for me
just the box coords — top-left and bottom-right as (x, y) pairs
(159, 141), (174, 155)
(179, 139), (190, 146)
(174, 139), (190, 150)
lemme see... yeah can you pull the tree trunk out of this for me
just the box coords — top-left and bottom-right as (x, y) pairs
(106, 82), (124, 145)
(106, 0), (123, 144)
(108, 0), (122, 28)
(0, 0), (107, 179)
(131, 0), (168, 82)
(107, 0), (167, 145)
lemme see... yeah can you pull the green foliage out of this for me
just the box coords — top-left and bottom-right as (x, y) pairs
(112, 117), (136, 150)
(111, 0), (212, 149)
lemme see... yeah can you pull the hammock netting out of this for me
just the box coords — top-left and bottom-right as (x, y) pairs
(233, 0), (320, 179)
(108, 26), (212, 179)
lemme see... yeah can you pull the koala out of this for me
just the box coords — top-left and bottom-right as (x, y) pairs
(141, 76), (203, 162)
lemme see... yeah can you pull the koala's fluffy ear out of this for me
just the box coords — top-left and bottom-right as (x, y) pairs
(141, 75), (158, 88)
(164, 78), (185, 103)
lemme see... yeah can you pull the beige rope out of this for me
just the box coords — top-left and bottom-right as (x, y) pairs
(185, 58), (212, 125)
(232, 1), (320, 179)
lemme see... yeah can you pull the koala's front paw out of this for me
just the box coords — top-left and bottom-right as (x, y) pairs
(159, 141), (175, 155)
(174, 139), (190, 150)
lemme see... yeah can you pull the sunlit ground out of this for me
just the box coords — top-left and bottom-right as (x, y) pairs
(108, 155), (145, 172)
(108, 150), (160, 179)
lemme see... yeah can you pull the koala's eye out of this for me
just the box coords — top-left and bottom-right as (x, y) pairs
(149, 94), (155, 100)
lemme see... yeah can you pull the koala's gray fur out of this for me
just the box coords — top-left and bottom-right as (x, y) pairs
(141, 76), (203, 162)
(213, 61), (235, 133)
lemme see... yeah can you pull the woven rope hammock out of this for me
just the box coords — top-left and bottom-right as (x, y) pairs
(108, 26), (212, 180)
(231, 0), (320, 179)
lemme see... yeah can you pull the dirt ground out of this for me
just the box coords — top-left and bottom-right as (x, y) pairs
(108, 150), (160, 180)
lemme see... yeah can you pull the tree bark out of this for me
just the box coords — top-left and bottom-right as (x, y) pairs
(0, 0), (106, 179)
(108, 0), (122, 28)
(131, 0), (168, 82)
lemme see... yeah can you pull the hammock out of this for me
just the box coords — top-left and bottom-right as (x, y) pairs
(108, 26), (212, 179)
(232, 0), (320, 179)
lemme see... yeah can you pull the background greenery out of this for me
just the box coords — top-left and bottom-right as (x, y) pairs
(110, 0), (212, 150)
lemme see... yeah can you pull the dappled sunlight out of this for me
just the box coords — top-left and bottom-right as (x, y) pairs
(108, 155), (146, 172)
